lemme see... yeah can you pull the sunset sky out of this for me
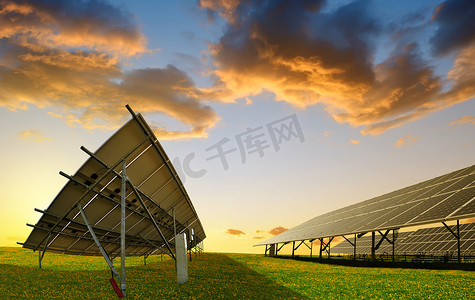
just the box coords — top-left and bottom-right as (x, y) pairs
(1, 0), (474, 254)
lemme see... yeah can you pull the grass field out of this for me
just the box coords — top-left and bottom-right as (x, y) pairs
(0, 247), (473, 299)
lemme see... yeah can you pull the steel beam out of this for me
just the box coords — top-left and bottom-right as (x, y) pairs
(371, 231), (376, 261)
(77, 203), (120, 278)
(120, 160), (127, 297)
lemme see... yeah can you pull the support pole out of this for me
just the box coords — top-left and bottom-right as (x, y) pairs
(354, 234), (357, 260)
(392, 229), (395, 263)
(292, 241), (295, 258)
(310, 241), (313, 258)
(457, 219), (461, 264)
(371, 231), (376, 262)
(275, 243), (278, 257)
(120, 160), (127, 297)
(319, 238), (323, 259)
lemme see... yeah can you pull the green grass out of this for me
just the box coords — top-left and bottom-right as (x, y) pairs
(1, 247), (474, 299)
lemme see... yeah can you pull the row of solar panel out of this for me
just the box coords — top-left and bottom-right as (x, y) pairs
(330, 223), (475, 256)
(258, 164), (475, 245)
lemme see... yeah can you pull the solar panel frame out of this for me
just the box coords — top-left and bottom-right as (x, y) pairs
(22, 107), (205, 258)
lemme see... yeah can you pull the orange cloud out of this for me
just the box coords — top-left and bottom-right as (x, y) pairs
(0, 1), (147, 57)
(202, 1), (475, 136)
(252, 236), (265, 239)
(0, 0), (219, 140)
(350, 139), (360, 145)
(268, 226), (288, 236)
(17, 130), (52, 143)
(225, 229), (245, 236)
(395, 135), (418, 148)
(256, 230), (266, 234)
(449, 116), (475, 125)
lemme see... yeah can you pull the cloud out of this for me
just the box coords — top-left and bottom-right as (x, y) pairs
(323, 130), (332, 137)
(252, 236), (265, 239)
(17, 129), (52, 143)
(395, 135), (418, 148)
(201, 0), (475, 135)
(225, 228), (246, 236)
(449, 116), (475, 125)
(268, 226), (288, 236)
(0, 0), (218, 140)
(0, 0), (147, 57)
(349, 139), (360, 145)
(256, 230), (266, 234)
(430, 0), (475, 56)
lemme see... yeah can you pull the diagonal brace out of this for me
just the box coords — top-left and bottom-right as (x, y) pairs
(442, 222), (459, 239)
(127, 176), (175, 260)
(77, 203), (120, 278)
(342, 235), (355, 247)
(375, 230), (391, 250)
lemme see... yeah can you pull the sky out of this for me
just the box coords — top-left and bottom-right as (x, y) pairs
(0, 0), (474, 255)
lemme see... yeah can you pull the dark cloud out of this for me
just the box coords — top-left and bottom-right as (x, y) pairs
(201, 0), (475, 135)
(430, 0), (475, 55)
(268, 226), (288, 236)
(225, 228), (246, 236)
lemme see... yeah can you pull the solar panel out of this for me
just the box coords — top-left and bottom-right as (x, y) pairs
(21, 106), (205, 258)
(257, 164), (475, 246)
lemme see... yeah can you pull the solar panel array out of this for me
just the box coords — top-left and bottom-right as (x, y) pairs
(22, 112), (205, 257)
(331, 223), (475, 256)
(258, 164), (475, 246)
(396, 223), (475, 256)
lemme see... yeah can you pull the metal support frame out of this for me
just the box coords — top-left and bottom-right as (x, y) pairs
(392, 229), (396, 262)
(442, 220), (461, 263)
(127, 175), (175, 261)
(275, 242), (288, 257)
(80, 145), (186, 242)
(77, 203), (120, 278)
(341, 234), (357, 260)
(319, 237), (334, 258)
(33, 136), (150, 252)
(291, 240), (306, 257)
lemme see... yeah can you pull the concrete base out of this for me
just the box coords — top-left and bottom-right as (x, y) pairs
(176, 233), (188, 284)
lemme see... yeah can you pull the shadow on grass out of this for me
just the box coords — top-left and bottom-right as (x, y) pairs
(273, 255), (475, 271)
(0, 252), (309, 299)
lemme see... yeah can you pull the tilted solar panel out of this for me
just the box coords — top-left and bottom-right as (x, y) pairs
(22, 107), (205, 258)
(257, 164), (475, 246)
